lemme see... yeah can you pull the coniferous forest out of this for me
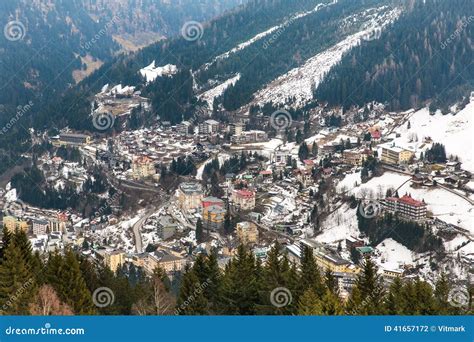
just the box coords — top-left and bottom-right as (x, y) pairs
(1, 230), (471, 316)
(315, 0), (474, 110)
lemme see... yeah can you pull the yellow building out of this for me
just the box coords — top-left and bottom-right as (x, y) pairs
(132, 156), (155, 179)
(315, 252), (360, 274)
(104, 250), (125, 272)
(203, 205), (226, 231)
(236, 221), (259, 244)
(54, 133), (91, 146)
(399, 150), (414, 164)
(2, 216), (29, 233)
(381, 144), (414, 165)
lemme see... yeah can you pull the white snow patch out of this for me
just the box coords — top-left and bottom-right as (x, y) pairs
(139, 61), (178, 83)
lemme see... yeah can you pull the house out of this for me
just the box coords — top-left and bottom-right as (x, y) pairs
(48, 212), (68, 233)
(446, 161), (462, 172)
(229, 122), (244, 136)
(176, 121), (192, 136)
(202, 196), (225, 209)
(231, 189), (256, 211)
(53, 133), (91, 146)
(370, 129), (382, 143)
(132, 156), (156, 179)
(202, 205), (226, 231)
(105, 250), (125, 272)
(177, 182), (204, 212)
(381, 194), (427, 221)
(156, 215), (178, 239)
(236, 221), (259, 244)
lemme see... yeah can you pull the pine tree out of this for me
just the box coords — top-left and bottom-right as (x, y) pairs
(0, 241), (36, 314)
(299, 246), (325, 298)
(221, 245), (260, 314)
(196, 218), (204, 243)
(319, 289), (344, 315)
(261, 242), (294, 314)
(325, 269), (338, 295)
(347, 257), (384, 315)
(205, 251), (222, 312)
(297, 288), (322, 315)
(385, 277), (405, 314)
(46, 250), (95, 315)
(434, 273), (451, 314)
(176, 265), (208, 315)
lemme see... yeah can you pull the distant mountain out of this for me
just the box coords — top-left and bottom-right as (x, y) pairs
(82, 0), (249, 51)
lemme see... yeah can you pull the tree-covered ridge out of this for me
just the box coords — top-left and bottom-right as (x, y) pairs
(315, 0), (474, 110)
(205, 0), (397, 110)
(0, 0), (120, 109)
(83, 0), (249, 38)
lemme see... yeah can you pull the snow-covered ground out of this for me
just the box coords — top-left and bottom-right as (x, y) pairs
(375, 238), (415, 271)
(198, 74), (241, 108)
(139, 61), (178, 83)
(315, 203), (359, 243)
(254, 6), (402, 107)
(337, 171), (474, 233)
(196, 153), (231, 180)
(392, 101), (474, 172)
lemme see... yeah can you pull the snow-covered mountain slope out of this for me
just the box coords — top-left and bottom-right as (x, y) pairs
(254, 6), (402, 107)
(198, 74), (241, 108)
(201, 0), (338, 72)
(393, 101), (474, 173)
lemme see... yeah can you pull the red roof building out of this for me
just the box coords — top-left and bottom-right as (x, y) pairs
(381, 194), (427, 221)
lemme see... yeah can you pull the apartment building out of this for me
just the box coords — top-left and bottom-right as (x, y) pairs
(177, 182), (204, 212)
(381, 194), (427, 221)
(231, 189), (256, 211)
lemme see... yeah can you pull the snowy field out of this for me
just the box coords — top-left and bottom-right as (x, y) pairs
(337, 171), (474, 233)
(392, 101), (474, 172)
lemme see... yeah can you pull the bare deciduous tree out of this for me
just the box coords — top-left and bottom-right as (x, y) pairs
(29, 285), (73, 316)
